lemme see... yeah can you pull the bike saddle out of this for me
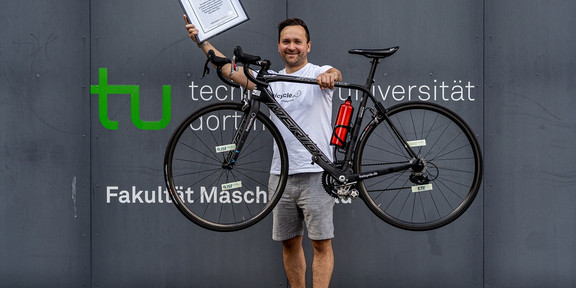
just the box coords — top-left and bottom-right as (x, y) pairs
(348, 46), (399, 59)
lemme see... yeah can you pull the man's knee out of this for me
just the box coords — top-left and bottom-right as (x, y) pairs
(311, 239), (332, 254)
(282, 236), (303, 250)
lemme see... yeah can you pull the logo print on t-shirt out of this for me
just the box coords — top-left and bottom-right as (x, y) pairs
(275, 90), (302, 103)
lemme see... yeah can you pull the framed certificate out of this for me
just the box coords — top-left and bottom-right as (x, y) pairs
(179, 0), (249, 43)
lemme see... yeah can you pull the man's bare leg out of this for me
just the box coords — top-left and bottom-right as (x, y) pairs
(282, 236), (306, 288)
(311, 239), (334, 288)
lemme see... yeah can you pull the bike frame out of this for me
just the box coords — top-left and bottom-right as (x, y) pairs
(229, 57), (420, 184)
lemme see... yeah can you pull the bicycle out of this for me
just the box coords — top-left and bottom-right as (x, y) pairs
(164, 46), (482, 232)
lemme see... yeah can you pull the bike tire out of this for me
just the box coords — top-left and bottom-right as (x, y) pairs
(355, 102), (482, 231)
(164, 102), (288, 231)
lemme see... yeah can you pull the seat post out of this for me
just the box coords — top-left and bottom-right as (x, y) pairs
(364, 58), (381, 91)
(348, 46), (399, 90)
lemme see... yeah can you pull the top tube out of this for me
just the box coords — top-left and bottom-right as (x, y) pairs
(260, 73), (371, 97)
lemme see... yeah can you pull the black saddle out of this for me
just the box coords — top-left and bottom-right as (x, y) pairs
(348, 46), (399, 59)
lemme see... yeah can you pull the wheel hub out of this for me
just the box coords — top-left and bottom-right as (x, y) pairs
(409, 158), (438, 185)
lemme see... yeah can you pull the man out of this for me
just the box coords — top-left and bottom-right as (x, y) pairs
(185, 16), (342, 288)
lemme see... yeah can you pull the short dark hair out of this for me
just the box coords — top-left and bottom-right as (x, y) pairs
(277, 18), (310, 43)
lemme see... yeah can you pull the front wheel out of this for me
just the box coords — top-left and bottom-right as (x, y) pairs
(164, 103), (288, 231)
(355, 102), (482, 231)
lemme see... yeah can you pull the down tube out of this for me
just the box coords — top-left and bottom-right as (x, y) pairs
(263, 98), (339, 176)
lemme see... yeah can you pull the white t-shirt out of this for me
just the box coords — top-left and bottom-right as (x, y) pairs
(268, 63), (335, 175)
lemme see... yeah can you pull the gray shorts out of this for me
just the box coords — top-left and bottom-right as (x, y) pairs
(268, 173), (335, 241)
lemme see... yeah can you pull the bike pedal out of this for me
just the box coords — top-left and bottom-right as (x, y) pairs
(350, 189), (359, 198)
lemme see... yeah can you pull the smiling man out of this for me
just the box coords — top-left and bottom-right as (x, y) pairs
(185, 16), (342, 288)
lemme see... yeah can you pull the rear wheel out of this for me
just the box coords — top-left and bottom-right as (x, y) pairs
(355, 102), (482, 230)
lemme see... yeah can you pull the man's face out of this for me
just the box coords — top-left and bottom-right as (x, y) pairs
(278, 25), (311, 71)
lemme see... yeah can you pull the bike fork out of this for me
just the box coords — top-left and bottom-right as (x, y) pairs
(222, 100), (260, 169)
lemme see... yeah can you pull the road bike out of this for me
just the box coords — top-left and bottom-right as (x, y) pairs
(164, 46), (482, 231)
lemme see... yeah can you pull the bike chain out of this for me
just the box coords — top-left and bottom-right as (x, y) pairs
(359, 160), (413, 192)
(362, 160), (411, 166)
(360, 160), (439, 193)
(323, 161), (419, 197)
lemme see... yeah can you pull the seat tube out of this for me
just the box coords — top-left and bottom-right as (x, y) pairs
(343, 58), (381, 164)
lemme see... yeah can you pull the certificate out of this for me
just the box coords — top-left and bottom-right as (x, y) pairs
(179, 0), (249, 43)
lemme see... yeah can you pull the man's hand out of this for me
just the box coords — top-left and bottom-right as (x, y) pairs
(184, 15), (200, 44)
(317, 68), (342, 90)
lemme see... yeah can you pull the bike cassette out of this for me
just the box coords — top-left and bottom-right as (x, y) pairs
(409, 159), (439, 185)
(321, 172), (359, 200)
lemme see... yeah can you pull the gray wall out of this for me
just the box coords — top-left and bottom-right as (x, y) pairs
(484, 1), (576, 286)
(0, 0), (575, 287)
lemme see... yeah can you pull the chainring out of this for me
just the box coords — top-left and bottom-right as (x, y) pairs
(321, 171), (340, 199)
(321, 171), (358, 200)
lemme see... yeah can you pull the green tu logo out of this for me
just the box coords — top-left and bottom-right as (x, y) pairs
(90, 68), (171, 130)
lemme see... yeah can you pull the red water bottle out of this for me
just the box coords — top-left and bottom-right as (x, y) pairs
(331, 97), (354, 146)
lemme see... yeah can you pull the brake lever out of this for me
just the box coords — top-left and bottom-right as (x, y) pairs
(202, 57), (210, 79)
(229, 55), (238, 77)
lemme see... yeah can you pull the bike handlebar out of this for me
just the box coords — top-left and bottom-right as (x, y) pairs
(206, 50), (240, 88)
(233, 46), (270, 87)
(233, 46), (261, 65)
(205, 47), (272, 88)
